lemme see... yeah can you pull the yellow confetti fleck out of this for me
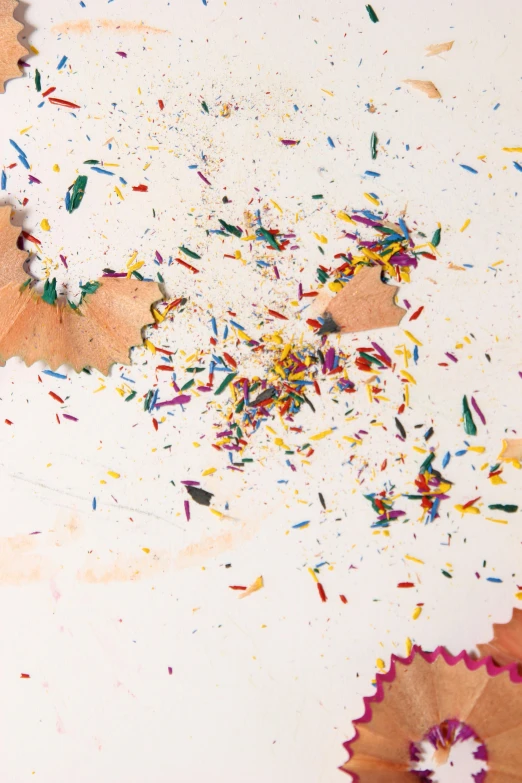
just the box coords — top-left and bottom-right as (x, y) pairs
(412, 606), (422, 620)
(400, 370), (417, 384)
(202, 467), (216, 476)
(53, 164), (60, 172)
(308, 567), (318, 583)
(270, 199), (283, 214)
(321, 88), (334, 97)
(107, 471), (120, 479)
(503, 147), (522, 153)
(142, 548), (150, 554)
(40, 219), (50, 231)
(310, 429), (333, 441)
(239, 575), (264, 599)
(376, 658), (386, 672)
(485, 518), (508, 525)
(454, 504), (480, 515)
(460, 219), (470, 232)
(336, 210), (355, 224)
(405, 555), (424, 564)
(516, 591), (522, 600)
(405, 637), (413, 656)
(364, 192), (379, 206)
(403, 330), (423, 346)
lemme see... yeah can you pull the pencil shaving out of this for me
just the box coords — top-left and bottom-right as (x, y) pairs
(479, 609), (522, 669)
(425, 41), (454, 57)
(404, 79), (442, 99)
(0, 0), (26, 93)
(341, 646), (522, 782)
(0, 208), (160, 373)
(320, 266), (405, 335)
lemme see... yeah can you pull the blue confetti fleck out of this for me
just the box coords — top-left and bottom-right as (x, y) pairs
(513, 161), (522, 172)
(364, 170), (380, 177)
(327, 136), (335, 148)
(57, 55), (68, 69)
(91, 167), (114, 176)
(459, 164), (478, 174)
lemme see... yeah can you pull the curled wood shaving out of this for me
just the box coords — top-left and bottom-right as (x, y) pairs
(403, 79), (442, 99)
(478, 608), (522, 668)
(342, 646), (522, 782)
(425, 40), (454, 57)
(0, 0), (26, 93)
(0, 207), (160, 374)
(499, 438), (522, 463)
(320, 266), (405, 335)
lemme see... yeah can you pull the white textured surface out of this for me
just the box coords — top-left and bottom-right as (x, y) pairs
(1, 0), (522, 780)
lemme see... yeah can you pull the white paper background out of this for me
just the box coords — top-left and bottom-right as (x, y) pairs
(1, 0), (522, 780)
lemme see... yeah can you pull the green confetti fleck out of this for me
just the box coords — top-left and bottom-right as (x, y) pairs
(257, 226), (281, 251)
(35, 69), (41, 92)
(312, 194), (323, 199)
(365, 4), (379, 22)
(462, 395), (477, 436)
(441, 570), (453, 579)
(202, 100), (209, 114)
(431, 227), (441, 247)
(218, 219), (242, 238)
(214, 372), (237, 396)
(83, 160), (99, 165)
(179, 245), (201, 260)
(42, 277), (58, 305)
(371, 131), (377, 159)
(67, 175), (88, 213)
(125, 390), (137, 402)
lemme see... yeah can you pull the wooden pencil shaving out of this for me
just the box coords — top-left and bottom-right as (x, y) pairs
(0, 207), (29, 285)
(403, 79), (442, 99)
(0, 207), (161, 374)
(319, 266), (405, 335)
(341, 646), (522, 782)
(425, 40), (454, 57)
(0, 0), (27, 93)
(499, 438), (522, 463)
(479, 608), (522, 669)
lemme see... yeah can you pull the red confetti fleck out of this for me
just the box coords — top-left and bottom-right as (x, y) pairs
(174, 257), (199, 274)
(20, 673), (30, 679)
(267, 308), (288, 320)
(397, 582), (415, 588)
(5, 419), (12, 425)
(42, 86), (56, 97)
(21, 231), (41, 245)
(223, 352), (237, 369)
(317, 582), (327, 602)
(340, 594), (348, 604)
(49, 391), (64, 403)
(132, 184), (148, 192)
(409, 306), (424, 321)
(158, 99), (164, 110)
(229, 585), (247, 591)
(48, 97), (81, 109)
